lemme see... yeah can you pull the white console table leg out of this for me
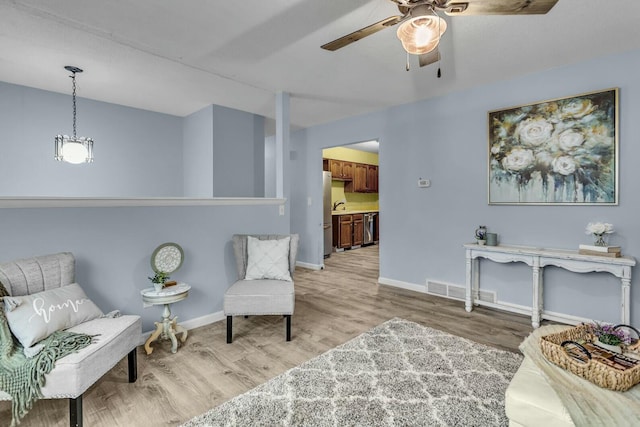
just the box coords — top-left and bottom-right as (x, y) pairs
(532, 261), (543, 328)
(622, 270), (631, 325)
(465, 251), (473, 312)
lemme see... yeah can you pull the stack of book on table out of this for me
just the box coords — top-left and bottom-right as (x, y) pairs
(578, 244), (622, 258)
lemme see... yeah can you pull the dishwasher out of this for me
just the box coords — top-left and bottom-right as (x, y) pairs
(363, 213), (376, 245)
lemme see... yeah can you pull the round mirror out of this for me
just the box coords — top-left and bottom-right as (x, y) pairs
(151, 242), (184, 274)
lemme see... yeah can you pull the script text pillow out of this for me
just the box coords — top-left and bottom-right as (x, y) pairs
(245, 236), (292, 281)
(3, 282), (103, 349)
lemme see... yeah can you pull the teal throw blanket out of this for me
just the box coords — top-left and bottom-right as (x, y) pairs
(0, 283), (93, 426)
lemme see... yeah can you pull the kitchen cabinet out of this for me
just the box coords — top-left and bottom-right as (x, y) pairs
(332, 213), (364, 249)
(367, 165), (378, 192)
(329, 159), (353, 181)
(347, 164), (378, 193)
(352, 214), (364, 246)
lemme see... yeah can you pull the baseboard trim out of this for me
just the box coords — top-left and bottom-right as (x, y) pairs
(378, 277), (425, 293)
(542, 310), (589, 326)
(139, 310), (225, 345)
(296, 261), (323, 270)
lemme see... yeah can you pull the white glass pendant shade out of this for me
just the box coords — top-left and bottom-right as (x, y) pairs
(396, 13), (447, 55)
(55, 135), (94, 164)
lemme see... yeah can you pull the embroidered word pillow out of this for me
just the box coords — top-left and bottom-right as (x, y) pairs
(3, 282), (103, 349)
(245, 236), (292, 281)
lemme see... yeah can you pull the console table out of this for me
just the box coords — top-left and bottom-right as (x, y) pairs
(464, 243), (636, 328)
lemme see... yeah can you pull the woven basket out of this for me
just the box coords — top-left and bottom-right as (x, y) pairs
(540, 324), (640, 391)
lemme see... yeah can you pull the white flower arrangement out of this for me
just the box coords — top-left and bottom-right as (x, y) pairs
(585, 222), (614, 236)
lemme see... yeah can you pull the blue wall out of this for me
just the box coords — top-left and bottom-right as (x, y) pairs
(0, 204), (288, 331)
(291, 48), (640, 326)
(0, 81), (183, 197)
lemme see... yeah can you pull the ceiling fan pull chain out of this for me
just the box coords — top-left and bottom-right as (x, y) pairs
(437, 11), (442, 78)
(406, 51), (410, 72)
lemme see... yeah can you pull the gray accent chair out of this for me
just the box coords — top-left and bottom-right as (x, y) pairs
(224, 234), (299, 343)
(0, 252), (141, 427)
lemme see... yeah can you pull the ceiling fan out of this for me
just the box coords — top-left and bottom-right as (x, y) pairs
(321, 0), (559, 69)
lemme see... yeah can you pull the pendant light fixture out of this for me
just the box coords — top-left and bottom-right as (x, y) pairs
(54, 66), (94, 164)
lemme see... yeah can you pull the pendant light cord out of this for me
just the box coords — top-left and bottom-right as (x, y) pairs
(70, 72), (77, 139)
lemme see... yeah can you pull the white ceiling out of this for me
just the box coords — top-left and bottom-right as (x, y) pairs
(1, 0), (640, 130)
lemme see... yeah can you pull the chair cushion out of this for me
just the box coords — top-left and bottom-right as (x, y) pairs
(224, 280), (294, 316)
(245, 236), (292, 281)
(232, 234), (299, 279)
(4, 283), (103, 350)
(505, 356), (574, 427)
(0, 314), (142, 400)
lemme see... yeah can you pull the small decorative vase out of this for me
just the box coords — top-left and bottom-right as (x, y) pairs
(477, 239), (486, 246)
(593, 234), (607, 247)
(153, 283), (164, 292)
(594, 339), (622, 354)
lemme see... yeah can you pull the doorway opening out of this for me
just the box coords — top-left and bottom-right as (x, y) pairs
(321, 140), (380, 270)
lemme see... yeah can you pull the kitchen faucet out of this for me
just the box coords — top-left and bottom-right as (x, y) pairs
(333, 201), (345, 210)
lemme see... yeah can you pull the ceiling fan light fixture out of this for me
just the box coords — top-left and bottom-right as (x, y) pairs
(396, 9), (447, 55)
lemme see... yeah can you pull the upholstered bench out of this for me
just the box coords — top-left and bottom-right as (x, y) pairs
(505, 356), (574, 426)
(0, 252), (141, 427)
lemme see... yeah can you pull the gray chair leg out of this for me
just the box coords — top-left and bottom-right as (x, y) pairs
(69, 395), (82, 427)
(128, 348), (137, 383)
(285, 315), (291, 341)
(227, 316), (233, 343)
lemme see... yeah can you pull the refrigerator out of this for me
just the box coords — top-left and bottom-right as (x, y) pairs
(323, 171), (332, 258)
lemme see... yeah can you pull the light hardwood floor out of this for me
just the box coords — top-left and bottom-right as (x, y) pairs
(1, 245), (535, 426)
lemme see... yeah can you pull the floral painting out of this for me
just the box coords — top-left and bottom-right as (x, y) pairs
(488, 88), (618, 205)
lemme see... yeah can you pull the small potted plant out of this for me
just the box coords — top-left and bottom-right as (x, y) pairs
(588, 322), (632, 354)
(149, 271), (170, 292)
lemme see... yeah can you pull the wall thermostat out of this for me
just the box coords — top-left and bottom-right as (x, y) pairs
(418, 178), (431, 188)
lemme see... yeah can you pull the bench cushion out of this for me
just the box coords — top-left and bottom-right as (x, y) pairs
(0, 314), (141, 400)
(505, 356), (574, 427)
(224, 279), (294, 316)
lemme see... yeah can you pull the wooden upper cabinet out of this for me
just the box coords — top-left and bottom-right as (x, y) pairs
(348, 163), (378, 193)
(367, 165), (378, 192)
(325, 158), (377, 192)
(342, 161), (354, 180)
(353, 164), (368, 192)
(329, 159), (353, 181)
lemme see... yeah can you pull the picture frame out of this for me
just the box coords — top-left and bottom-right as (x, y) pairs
(488, 88), (618, 205)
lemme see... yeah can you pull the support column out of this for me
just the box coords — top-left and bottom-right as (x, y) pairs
(275, 92), (290, 200)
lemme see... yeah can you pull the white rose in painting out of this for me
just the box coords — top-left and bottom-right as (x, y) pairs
(557, 129), (585, 151)
(561, 99), (595, 118)
(516, 118), (553, 146)
(502, 148), (534, 172)
(552, 156), (577, 175)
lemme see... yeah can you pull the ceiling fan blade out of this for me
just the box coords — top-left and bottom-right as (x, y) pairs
(321, 15), (403, 51)
(419, 49), (440, 68)
(444, 0), (558, 15)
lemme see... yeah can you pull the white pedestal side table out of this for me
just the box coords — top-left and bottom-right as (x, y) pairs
(141, 283), (190, 354)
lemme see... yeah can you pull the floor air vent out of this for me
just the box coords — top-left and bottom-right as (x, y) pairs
(426, 280), (496, 304)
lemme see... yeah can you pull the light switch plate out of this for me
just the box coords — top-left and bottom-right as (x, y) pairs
(418, 179), (431, 188)
(279, 205), (285, 215)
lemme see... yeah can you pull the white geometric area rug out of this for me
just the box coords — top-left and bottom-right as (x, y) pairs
(182, 318), (523, 427)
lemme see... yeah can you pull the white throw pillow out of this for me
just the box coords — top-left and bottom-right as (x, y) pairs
(3, 282), (103, 350)
(245, 236), (292, 281)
